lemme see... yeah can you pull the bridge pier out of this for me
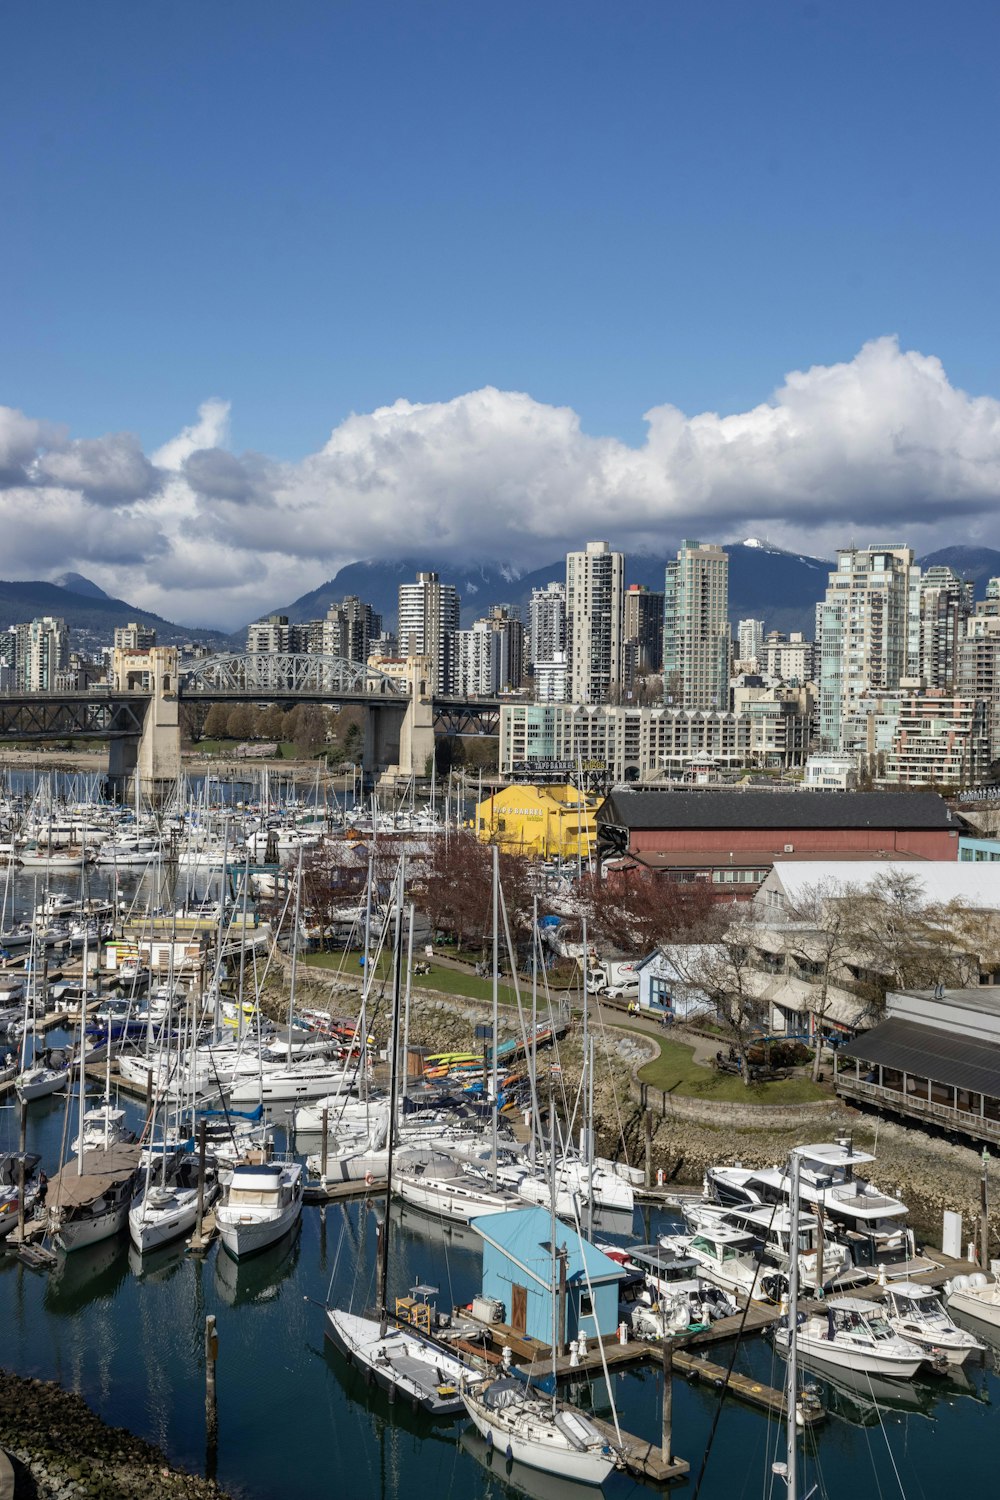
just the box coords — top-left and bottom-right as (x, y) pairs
(109, 647), (181, 804)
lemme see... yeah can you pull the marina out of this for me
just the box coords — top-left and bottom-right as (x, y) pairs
(0, 780), (997, 1500)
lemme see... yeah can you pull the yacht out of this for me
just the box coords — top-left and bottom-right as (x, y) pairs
(326, 1284), (489, 1418)
(461, 1378), (620, 1486)
(129, 1149), (219, 1254)
(706, 1138), (913, 1272)
(46, 1145), (142, 1251)
(216, 1159), (303, 1259)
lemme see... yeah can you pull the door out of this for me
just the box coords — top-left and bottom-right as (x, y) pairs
(511, 1282), (527, 1335)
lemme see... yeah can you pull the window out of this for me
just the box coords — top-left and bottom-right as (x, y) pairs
(579, 1292), (593, 1318)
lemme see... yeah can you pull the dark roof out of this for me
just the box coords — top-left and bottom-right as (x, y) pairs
(597, 789), (956, 833)
(840, 1018), (1000, 1099)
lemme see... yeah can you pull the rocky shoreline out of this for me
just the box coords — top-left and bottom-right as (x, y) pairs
(0, 1372), (230, 1500)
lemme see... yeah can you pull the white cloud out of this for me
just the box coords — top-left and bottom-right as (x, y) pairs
(5, 337), (1000, 628)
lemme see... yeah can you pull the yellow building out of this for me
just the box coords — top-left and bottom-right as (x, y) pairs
(475, 784), (601, 860)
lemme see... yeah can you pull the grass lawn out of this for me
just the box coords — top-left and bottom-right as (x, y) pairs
(303, 950), (562, 1008)
(636, 1035), (828, 1104)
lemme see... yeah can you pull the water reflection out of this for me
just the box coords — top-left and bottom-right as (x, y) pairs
(213, 1221), (301, 1307)
(800, 1357), (989, 1427)
(45, 1235), (130, 1312)
(460, 1427), (610, 1500)
(127, 1237), (189, 1284)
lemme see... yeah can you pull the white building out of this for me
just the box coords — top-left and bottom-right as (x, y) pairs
(397, 571), (460, 694)
(818, 545), (917, 750)
(565, 541), (624, 704)
(16, 617), (69, 692)
(737, 618), (765, 669)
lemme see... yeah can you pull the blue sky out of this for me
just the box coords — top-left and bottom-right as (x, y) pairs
(3, 1), (1000, 625)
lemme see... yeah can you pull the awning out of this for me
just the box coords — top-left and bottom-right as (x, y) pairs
(841, 1018), (1000, 1099)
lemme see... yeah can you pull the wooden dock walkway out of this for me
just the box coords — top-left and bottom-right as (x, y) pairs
(590, 1415), (690, 1483)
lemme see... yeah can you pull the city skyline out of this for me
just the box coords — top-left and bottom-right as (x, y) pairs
(4, 2), (1000, 627)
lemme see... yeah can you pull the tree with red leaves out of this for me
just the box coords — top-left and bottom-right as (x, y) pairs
(575, 869), (719, 956)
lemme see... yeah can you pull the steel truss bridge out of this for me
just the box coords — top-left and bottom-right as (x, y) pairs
(179, 652), (406, 701)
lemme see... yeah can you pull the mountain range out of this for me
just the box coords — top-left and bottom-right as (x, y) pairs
(2, 542), (999, 651)
(0, 578), (228, 648)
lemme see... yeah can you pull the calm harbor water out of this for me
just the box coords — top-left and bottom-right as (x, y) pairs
(1, 850), (998, 1497)
(2, 1085), (998, 1500)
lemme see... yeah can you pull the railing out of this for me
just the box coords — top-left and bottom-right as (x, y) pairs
(836, 1075), (1000, 1144)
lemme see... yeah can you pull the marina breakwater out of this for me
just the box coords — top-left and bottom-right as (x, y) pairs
(0, 1372), (231, 1500)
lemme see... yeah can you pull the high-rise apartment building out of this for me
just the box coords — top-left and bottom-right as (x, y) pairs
(764, 631), (815, 684)
(662, 540), (729, 710)
(818, 544), (916, 749)
(114, 622), (157, 652)
(917, 566), (972, 689)
(565, 541), (624, 705)
(397, 571), (460, 694)
(528, 582), (566, 667)
(247, 614), (293, 654)
(485, 606), (524, 692)
(623, 585), (665, 674)
(452, 622), (494, 697)
(321, 596), (383, 664)
(737, 618), (765, 668)
(16, 617), (69, 692)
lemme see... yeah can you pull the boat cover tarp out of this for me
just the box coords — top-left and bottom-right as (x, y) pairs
(49, 1145), (142, 1207)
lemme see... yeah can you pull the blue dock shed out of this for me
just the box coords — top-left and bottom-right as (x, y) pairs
(472, 1205), (624, 1344)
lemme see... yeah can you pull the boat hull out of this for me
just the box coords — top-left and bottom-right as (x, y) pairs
(217, 1195), (302, 1259)
(462, 1389), (617, 1486)
(325, 1309), (474, 1417)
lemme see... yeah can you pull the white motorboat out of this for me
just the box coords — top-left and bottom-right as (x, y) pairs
(707, 1137), (913, 1272)
(216, 1160), (303, 1259)
(945, 1272), (1000, 1334)
(879, 1281), (984, 1365)
(461, 1378), (620, 1486)
(71, 1102), (134, 1155)
(663, 1225), (768, 1299)
(773, 1296), (926, 1377)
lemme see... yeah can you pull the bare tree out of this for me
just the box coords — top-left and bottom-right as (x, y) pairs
(780, 878), (861, 1080)
(670, 913), (769, 1086)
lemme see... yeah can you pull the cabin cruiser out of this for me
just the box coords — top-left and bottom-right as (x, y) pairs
(602, 1242), (738, 1331)
(684, 1200), (855, 1293)
(706, 1138), (913, 1273)
(877, 1281), (984, 1365)
(773, 1296), (926, 1377)
(216, 1159), (303, 1259)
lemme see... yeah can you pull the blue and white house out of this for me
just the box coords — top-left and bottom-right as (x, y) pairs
(634, 945), (718, 1020)
(471, 1205), (623, 1344)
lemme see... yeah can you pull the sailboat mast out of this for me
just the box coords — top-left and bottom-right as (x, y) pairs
(377, 857), (406, 1333)
(785, 1149), (802, 1500)
(491, 844), (499, 1191)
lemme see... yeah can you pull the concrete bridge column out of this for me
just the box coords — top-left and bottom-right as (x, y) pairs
(110, 646), (181, 804)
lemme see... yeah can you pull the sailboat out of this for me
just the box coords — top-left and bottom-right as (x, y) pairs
(459, 1093), (622, 1487)
(325, 858), (488, 1418)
